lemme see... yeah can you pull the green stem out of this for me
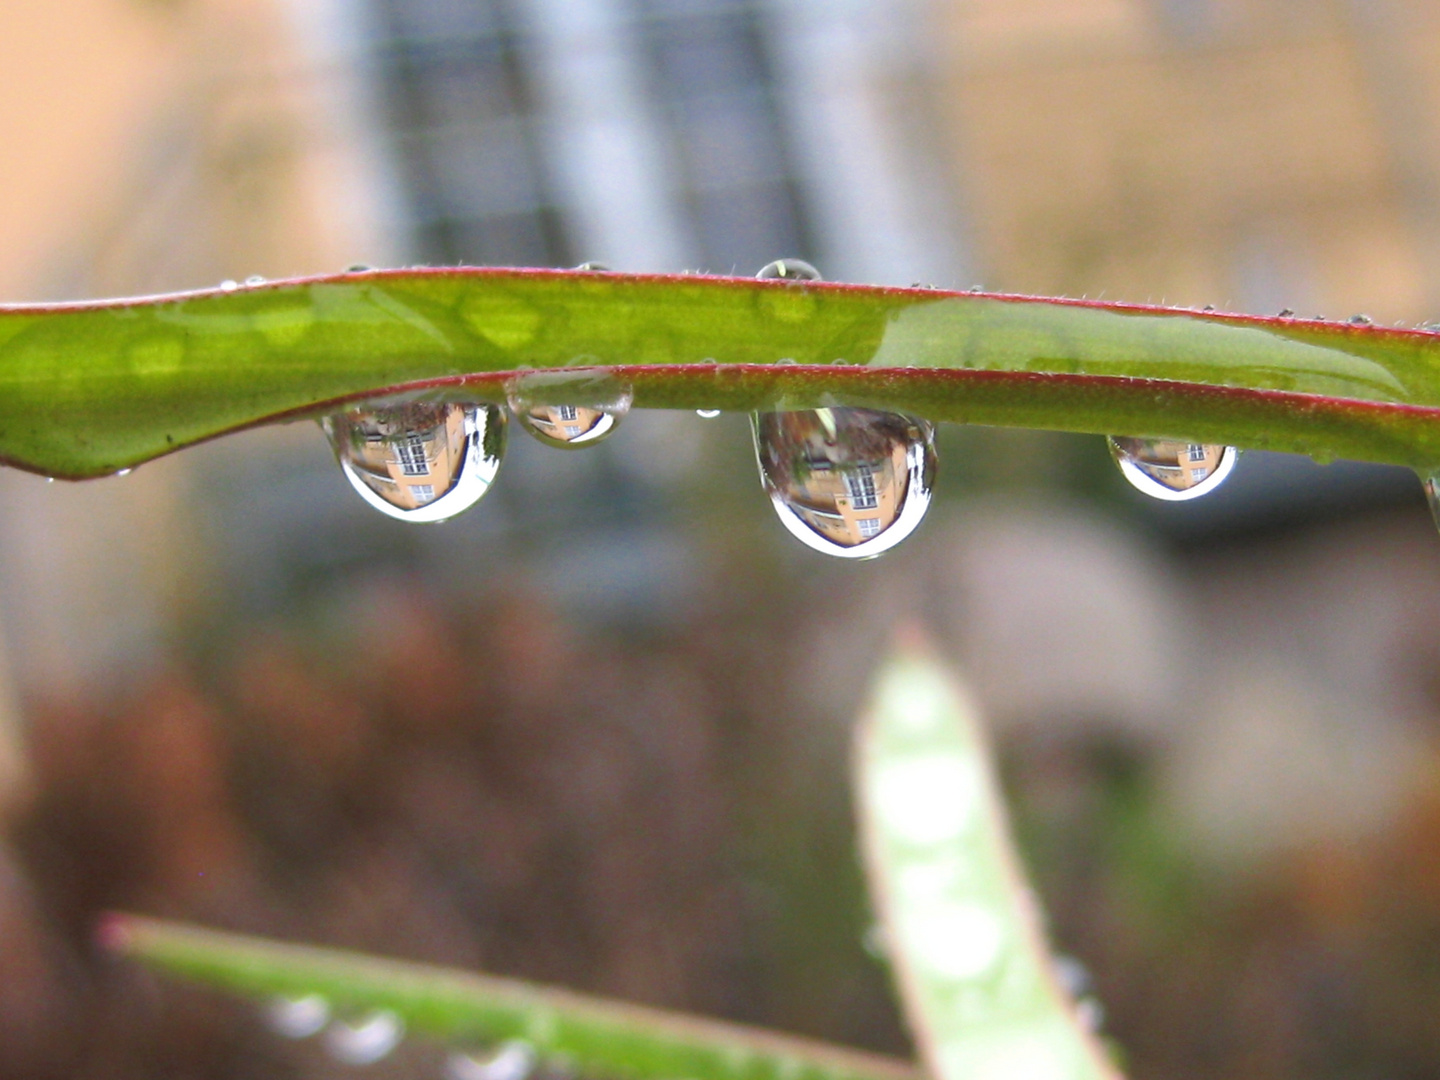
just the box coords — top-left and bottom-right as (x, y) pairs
(104, 913), (920, 1080)
(4, 269), (1440, 476)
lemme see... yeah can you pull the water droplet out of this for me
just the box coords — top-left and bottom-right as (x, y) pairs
(696, 409), (722, 419)
(115, 468), (132, 477)
(861, 922), (889, 959)
(325, 1010), (404, 1065)
(445, 1041), (538, 1080)
(969, 284), (985, 293)
(1075, 998), (1105, 1032)
(346, 263), (373, 273)
(753, 408), (936, 559)
(1421, 473), (1440, 532)
(756, 259), (821, 281)
(44, 477), (54, 484)
(1349, 313), (1373, 325)
(245, 275), (266, 287)
(573, 261), (611, 272)
(220, 279), (239, 291)
(506, 372), (631, 449)
(324, 401), (505, 522)
(1051, 955), (1091, 998)
(266, 994), (330, 1039)
(1108, 437), (1238, 501)
(1201, 304), (1215, 312)
(775, 357), (797, 365)
(1277, 308), (1295, 318)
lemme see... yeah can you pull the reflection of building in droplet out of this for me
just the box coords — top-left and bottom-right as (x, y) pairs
(761, 412), (907, 547)
(517, 404), (614, 446)
(754, 409), (936, 559)
(324, 402), (506, 523)
(344, 403), (468, 510)
(1108, 437), (1238, 502)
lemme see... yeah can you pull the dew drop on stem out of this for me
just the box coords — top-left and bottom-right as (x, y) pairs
(445, 1040), (539, 1080)
(752, 408), (936, 559)
(1107, 436), (1238, 501)
(506, 373), (631, 450)
(265, 994), (330, 1039)
(324, 1010), (404, 1065)
(323, 401), (505, 522)
(756, 258), (821, 281)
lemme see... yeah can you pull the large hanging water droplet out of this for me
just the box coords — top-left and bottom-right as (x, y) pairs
(1107, 437), (1238, 501)
(752, 408), (936, 559)
(325, 1011), (404, 1065)
(756, 258), (821, 281)
(445, 1040), (538, 1080)
(506, 372), (631, 449)
(265, 994), (330, 1039)
(324, 401), (505, 522)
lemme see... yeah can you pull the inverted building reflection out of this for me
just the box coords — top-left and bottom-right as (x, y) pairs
(324, 401), (506, 523)
(753, 408), (936, 559)
(1108, 437), (1237, 502)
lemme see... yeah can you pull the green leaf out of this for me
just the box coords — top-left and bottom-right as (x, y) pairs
(855, 633), (1124, 1080)
(102, 913), (921, 1080)
(4, 269), (1440, 477)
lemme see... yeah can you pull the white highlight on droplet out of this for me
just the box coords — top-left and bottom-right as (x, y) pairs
(696, 409), (721, 419)
(324, 1010), (404, 1065)
(445, 1040), (538, 1080)
(265, 994), (329, 1038)
(873, 753), (981, 846)
(909, 902), (1005, 980)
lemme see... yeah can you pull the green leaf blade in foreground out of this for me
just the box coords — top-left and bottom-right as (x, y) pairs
(4, 269), (1440, 476)
(103, 914), (919, 1080)
(855, 637), (1123, 1080)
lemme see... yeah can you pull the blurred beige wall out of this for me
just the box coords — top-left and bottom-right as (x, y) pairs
(940, 0), (1440, 323)
(0, 0), (390, 741)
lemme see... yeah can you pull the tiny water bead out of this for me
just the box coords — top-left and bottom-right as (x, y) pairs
(696, 409), (722, 419)
(506, 372), (632, 449)
(265, 994), (330, 1039)
(323, 401), (506, 523)
(756, 258), (821, 281)
(445, 1040), (538, 1080)
(1107, 436), (1238, 501)
(324, 1010), (405, 1065)
(752, 408), (936, 559)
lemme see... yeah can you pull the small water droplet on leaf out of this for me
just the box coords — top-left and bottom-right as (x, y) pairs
(245, 275), (265, 287)
(573, 261), (611, 272)
(219, 279), (238, 291)
(506, 372), (631, 449)
(266, 994), (330, 1039)
(753, 408), (936, 559)
(1108, 436), (1237, 501)
(756, 259), (821, 281)
(445, 1040), (538, 1080)
(324, 401), (505, 522)
(325, 1010), (404, 1065)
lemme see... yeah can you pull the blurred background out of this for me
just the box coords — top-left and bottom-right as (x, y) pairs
(4, 0), (1440, 1077)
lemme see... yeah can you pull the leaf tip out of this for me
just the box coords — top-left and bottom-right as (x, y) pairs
(95, 911), (137, 955)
